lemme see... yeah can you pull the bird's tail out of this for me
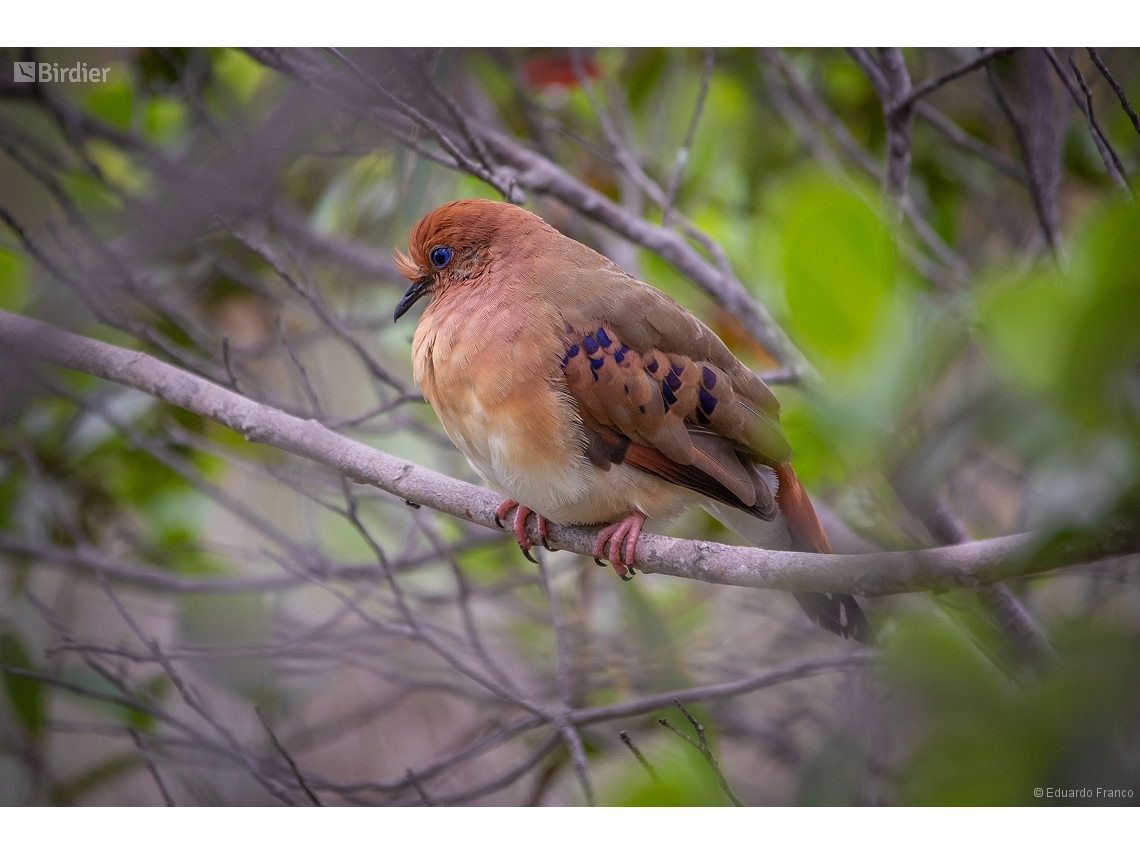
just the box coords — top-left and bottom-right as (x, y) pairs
(705, 462), (874, 645)
(774, 462), (874, 645)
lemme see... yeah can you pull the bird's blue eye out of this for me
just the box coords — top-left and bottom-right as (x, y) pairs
(429, 246), (452, 268)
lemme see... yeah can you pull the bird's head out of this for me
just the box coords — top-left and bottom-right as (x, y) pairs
(392, 198), (551, 322)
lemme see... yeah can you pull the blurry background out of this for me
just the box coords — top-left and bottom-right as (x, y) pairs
(0, 46), (1138, 806)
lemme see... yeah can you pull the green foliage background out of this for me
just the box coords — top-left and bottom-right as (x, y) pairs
(0, 47), (1138, 805)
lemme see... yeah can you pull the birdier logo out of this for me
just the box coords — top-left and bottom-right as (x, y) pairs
(13, 61), (110, 83)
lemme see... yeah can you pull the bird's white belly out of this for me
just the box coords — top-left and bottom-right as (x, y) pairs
(454, 424), (693, 526)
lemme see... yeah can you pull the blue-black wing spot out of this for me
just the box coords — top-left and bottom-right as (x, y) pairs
(665, 371), (682, 392)
(583, 335), (599, 355)
(567, 344), (580, 358)
(698, 387), (718, 414)
(589, 357), (604, 371)
(646, 358), (659, 373)
(596, 328), (612, 348)
(662, 382), (678, 406)
(613, 351), (625, 363)
(701, 366), (717, 389)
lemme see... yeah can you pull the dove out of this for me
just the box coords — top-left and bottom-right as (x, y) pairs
(394, 198), (872, 643)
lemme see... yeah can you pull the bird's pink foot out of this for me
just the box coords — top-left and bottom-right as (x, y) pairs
(495, 499), (548, 564)
(593, 510), (646, 581)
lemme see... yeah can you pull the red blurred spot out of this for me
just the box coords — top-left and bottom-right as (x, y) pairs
(522, 54), (598, 88)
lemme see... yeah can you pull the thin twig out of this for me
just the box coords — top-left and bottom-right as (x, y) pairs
(663, 48), (715, 227)
(276, 317), (323, 419)
(255, 706), (323, 806)
(1065, 54), (1132, 192)
(658, 698), (742, 805)
(127, 729), (176, 806)
(1041, 48), (1130, 194)
(877, 47), (915, 207)
(324, 48), (523, 203)
(405, 768), (435, 806)
(915, 102), (1026, 182)
(984, 62), (1059, 253)
(536, 552), (596, 806)
(900, 47), (1020, 111)
(221, 337), (242, 392)
(768, 48), (969, 284)
(619, 731), (657, 780)
(1086, 48), (1140, 139)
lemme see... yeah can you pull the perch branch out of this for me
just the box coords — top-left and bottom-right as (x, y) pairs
(3, 310), (1139, 598)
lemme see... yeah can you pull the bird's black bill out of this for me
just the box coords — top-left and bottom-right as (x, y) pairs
(393, 278), (431, 322)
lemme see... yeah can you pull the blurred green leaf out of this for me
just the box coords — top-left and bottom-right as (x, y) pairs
(312, 152), (398, 237)
(0, 246), (27, 311)
(59, 171), (121, 210)
(0, 631), (44, 735)
(143, 96), (187, 143)
(604, 736), (732, 806)
(625, 49), (667, 111)
(887, 610), (1140, 805)
(776, 169), (896, 364)
(975, 199), (1140, 528)
(86, 79), (133, 128)
(50, 753), (141, 805)
(213, 48), (267, 103)
(977, 199), (1140, 422)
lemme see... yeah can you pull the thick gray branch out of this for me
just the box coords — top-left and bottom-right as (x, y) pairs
(3, 309), (1138, 598)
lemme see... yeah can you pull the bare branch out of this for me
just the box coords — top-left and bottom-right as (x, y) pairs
(1086, 48), (1140, 140)
(658, 698), (742, 805)
(323, 48), (524, 204)
(127, 729), (176, 806)
(915, 102), (1026, 183)
(3, 310), (1138, 597)
(662, 48), (715, 227)
(0, 532), (481, 593)
(536, 553), (595, 805)
(877, 47), (917, 206)
(767, 49), (969, 285)
(619, 731), (657, 779)
(404, 768), (435, 806)
(572, 653), (871, 725)
(256, 706), (323, 806)
(1042, 49), (1131, 194)
(985, 62), (1060, 253)
(256, 47), (814, 381)
(1065, 54), (1132, 193)
(900, 47), (1020, 111)
(894, 489), (1056, 664)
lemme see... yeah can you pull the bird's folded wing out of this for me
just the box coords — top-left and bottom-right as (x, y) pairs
(560, 313), (790, 520)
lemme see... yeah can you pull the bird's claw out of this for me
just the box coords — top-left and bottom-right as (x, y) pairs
(494, 498), (516, 530)
(593, 511), (647, 580)
(495, 498), (547, 564)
